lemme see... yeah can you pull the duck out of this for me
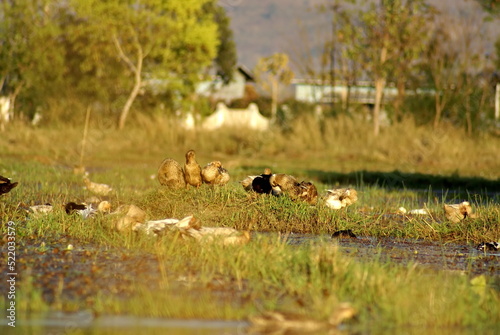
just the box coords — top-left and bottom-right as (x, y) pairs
(293, 181), (318, 205)
(28, 204), (53, 217)
(476, 242), (499, 252)
(324, 188), (358, 210)
(0, 175), (18, 195)
(240, 175), (257, 192)
(172, 215), (250, 245)
(201, 161), (230, 185)
(65, 201), (111, 219)
(251, 168), (273, 194)
(269, 173), (298, 196)
(269, 173), (318, 204)
(183, 150), (202, 188)
(398, 207), (430, 215)
(157, 158), (186, 188)
(83, 177), (113, 196)
(444, 201), (476, 223)
(111, 204), (147, 232)
(65, 202), (88, 214)
(331, 229), (357, 239)
(249, 302), (356, 334)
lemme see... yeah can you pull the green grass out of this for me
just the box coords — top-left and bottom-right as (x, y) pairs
(0, 117), (499, 330)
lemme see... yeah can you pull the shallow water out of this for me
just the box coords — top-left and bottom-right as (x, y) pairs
(1, 314), (499, 335)
(286, 233), (500, 277)
(0, 312), (248, 335)
(1, 233), (498, 335)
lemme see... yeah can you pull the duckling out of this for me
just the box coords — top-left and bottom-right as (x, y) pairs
(157, 158), (186, 188)
(249, 302), (356, 333)
(183, 150), (202, 188)
(251, 168), (273, 194)
(83, 177), (113, 196)
(444, 201), (476, 223)
(201, 161), (230, 185)
(325, 188), (358, 210)
(269, 173), (298, 196)
(0, 175), (18, 195)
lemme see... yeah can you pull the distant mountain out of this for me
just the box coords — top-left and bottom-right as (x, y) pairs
(220, 0), (500, 76)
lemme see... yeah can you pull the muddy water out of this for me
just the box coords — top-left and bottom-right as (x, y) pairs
(287, 233), (500, 277)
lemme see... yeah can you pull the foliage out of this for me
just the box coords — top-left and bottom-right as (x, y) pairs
(0, 0), (224, 127)
(206, 0), (238, 84)
(254, 53), (295, 120)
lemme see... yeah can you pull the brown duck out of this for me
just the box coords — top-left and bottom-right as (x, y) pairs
(157, 158), (185, 188)
(183, 150), (202, 188)
(269, 173), (298, 196)
(201, 161), (230, 185)
(269, 174), (318, 205)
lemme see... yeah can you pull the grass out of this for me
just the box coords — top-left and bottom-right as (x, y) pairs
(0, 115), (499, 331)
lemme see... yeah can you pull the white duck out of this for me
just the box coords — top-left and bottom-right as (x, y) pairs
(444, 201), (476, 223)
(83, 177), (113, 196)
(324, 188), (358, 210)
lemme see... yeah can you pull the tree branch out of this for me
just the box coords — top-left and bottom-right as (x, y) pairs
(112, 34), (137, 74)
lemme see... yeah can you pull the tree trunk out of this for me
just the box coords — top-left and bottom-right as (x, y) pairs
(373, 44), (388, 137)
(113, 34), (144, 130)
(394, 78), (406, 122)
(373, 77), (385, 137)
(118, 68), (142, 130)
(433, 92), (442, 129)
(271, 77), (278, 122)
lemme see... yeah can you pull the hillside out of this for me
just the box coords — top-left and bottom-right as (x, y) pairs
(220, 0), (500, 75)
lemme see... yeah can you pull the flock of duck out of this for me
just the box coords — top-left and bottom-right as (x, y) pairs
(0, 148), (498, 251)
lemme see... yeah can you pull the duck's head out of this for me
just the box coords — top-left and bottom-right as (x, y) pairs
(185, 149), (196, 161)
(211, 161), (222, 168)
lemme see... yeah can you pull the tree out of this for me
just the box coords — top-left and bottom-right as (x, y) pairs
(206, 1), (238, 84)
(254, 53), (294, 121)
(0, 0), (67, 118)
(357, 0), (434, 136)
(425, 26), (461, 129)
(388, 0), (435, 121)
(70, 0), (219, 129)
(359, 0), (393, 137)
